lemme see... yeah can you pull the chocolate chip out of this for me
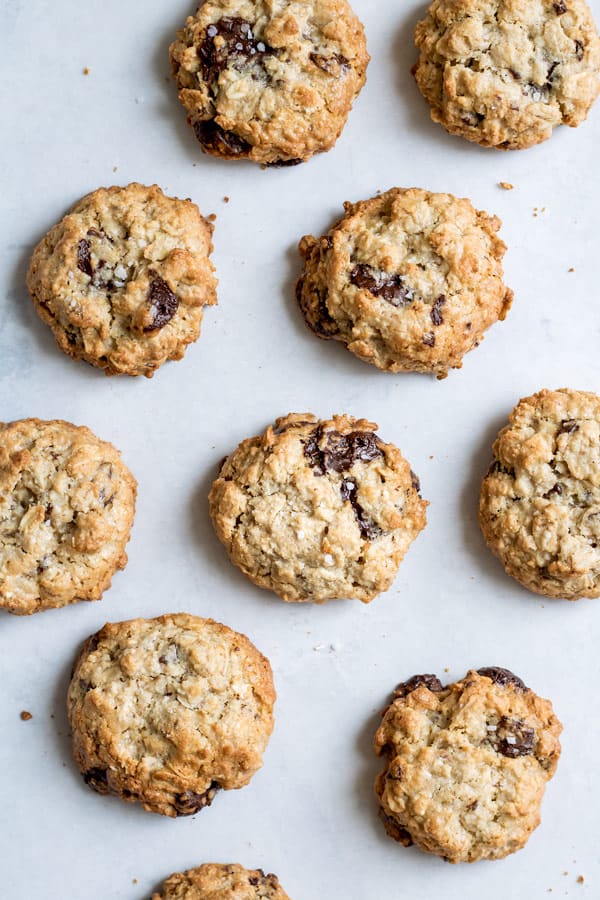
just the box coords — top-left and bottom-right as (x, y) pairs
(144, 272), (179, 332)
(350, 263), (412, 307)
(554, 1), (567, 12)
(410, 469), (421, 496)
(509, 68), (522, 81)
(193, 120), (251, 157)
(393, 674), (443, 698)
(265, 157), (304, 168)
(309, 52), (349, 76)
(340, 477), (383, 541)
(83, 768), (109, 792)
(86, 228), (103, 238)
(544, 483), (563, 499)
(477, 667), (528, 691)
(575, 40), (584, 60)
(199, 17), (271, 85)
(487, 459), (515, 477)
(430, 295), (446, 326)
(558, 419), (579, 436)
(77, 239), (93, 276)
(422, 332), (435, 347)
(492, 716), (535, 758)
(174, 782), (221, 816)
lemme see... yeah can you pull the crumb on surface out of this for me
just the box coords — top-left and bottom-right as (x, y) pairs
(568, 267), (575, 272)
(20, 710), (32, 721)
(444, 667), (450, 672)
(498, 181), (514, 190)
(83, 67), (90, 75)
(223, 196), (230, 203)
(577, 875), (585, 884)
(132, 879), (138, 885)
(113, 165), (118, 173)
(208, 213), (217, 222)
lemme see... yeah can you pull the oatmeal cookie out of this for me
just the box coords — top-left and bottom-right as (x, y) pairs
(152, 863), (290, 899)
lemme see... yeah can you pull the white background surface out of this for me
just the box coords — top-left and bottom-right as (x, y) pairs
(1, 1), (600, 897)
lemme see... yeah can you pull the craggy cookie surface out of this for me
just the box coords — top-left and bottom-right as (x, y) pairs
(152, 863), (290, 899)
(169, 0), (369, 165)
(374, 667), (562, 862)
(68, 614), (275, 817)
(0, 419), (136, 615)
(414, 0), (600, 149)
(297, 188), (512, 378)
(27, 183), (217, 377)
(209, 413), (427, 603)
(480, 388), (600, 599)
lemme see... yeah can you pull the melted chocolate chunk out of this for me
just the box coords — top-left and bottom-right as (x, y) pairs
(430, 295), (446, 326)
(340, 477), (382, 541)
(544, 483), (563, 499)
(410, 469), (422, 496)
(144, 272), (179, 332)
(493, 716), (535, 758)
(554, 1), (567, 12)
(77, 239), (93, 276)
(393, 674), (443, 698)
(422, 332), (435, 347)
(174, 782), (221, 816)
(199, 17), (271, 85)
(193, 119), (251, 157)
(350, 263), (412, 307)
(83, 768), (108, 792)
(309, 52), (349, 76)
(304, 426), (383, 475)
(558, 419), (579, 436)
(297, 271), (339, 339)
(265, 157), (304, 168)
(477, 667), (528, 692)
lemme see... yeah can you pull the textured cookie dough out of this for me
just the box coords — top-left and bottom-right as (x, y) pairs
(374, 667), (562, 863)
(0, 419), (136, 616)
(68, 614), (275, 817)
(169, 0), (369, 166)
(27, 183), (217, 377)
(480, 388), (600, 599)
(297, 188), (512, 378)
(152, 863), (291, 899)
(209, 413), (427, 603)
(413, 0), (600, 150)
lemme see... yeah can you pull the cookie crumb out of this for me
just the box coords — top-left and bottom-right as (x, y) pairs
(568, 267), (575, 272)
(223, 196), (230, 203)
(83, 67), (91, 76)
(444, 667), (450, 672)
(132, 879), (138, 885)
(208, 213), (217, 222)
(577, 875), (585, 884)
(20, 710), (33, 721)
(498, 181), (514, 190)
(112, 165), (118, 173)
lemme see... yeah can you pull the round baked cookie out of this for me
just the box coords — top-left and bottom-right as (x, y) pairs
(0, 419), (136, 616)
(479, 388), (600, 599)
(413, 0), (600, 150)
(26, 183), (217, 377)
(297, 188), (513, 378)
(169, 0), (369, 166)
(374, 667), (562, 863)
(209, 413), (427, 603)
(68, 614), (275, 817)
(152, 864), (291, 899)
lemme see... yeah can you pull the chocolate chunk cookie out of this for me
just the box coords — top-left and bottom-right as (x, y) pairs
(152, 863), (291, 899)
(209, 413), (427, 603)
(413, 0), (600, 150)
(297, 188), (512, 378)
(374, 668), (562, 862)
(169, 0), (369, 166)
(68, 614), (275, 817)
(0, 419), (136, 615)
(27, 183), (217, 377)
(480, 388), (600, 599)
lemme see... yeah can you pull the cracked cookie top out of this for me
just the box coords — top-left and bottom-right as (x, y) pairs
(68, 614), (276, 817)
(26, 183), (217, 377)
(374, 667), (562, 862)
(152, 863), (291, 899)
(0, 418), (136, 615)
(480, 388), (600, 599)
(413, 0), (600, 149)
(169, 0), (369, 165)
(297, 188), (512, 378)
(209, 413), (427, 603)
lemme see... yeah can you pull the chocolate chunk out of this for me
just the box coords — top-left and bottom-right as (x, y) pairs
(477, 667), (528, 692)
(303, 425), (325, 474)
(199, 17), (271, 85)
(144, 272), (179, 332)
(193, 119), (251, 157)
(554, 1), (567, 12)
(174, 782), (221, 816)
(393, 674), (443, 698)
(487, 459), (515, 478)
(350, 263), (412, 307)
(77, 239), (93, 277)
(575, 40), (584, 60)
(509, 68), (522, 81)
(340, 477), (383, 541)
(493, 716), (535, 758)
(430, 295), (446, 326)
(297, 278), (339, 339)
(558, 419), (579, 436)
(304, 426), (383, 475)
(265, 157), (304, 168)
(544, 483), (563, 499)
(422, 332), (435, 347)
(309, 52), (349, 76)
(410, 469), (422, 496)
(83, 767), (109, 792)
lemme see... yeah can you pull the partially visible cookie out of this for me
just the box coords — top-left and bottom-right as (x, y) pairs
(374, 667), (562, 863)
(27, 183), (217, 377)
(67, 614), (275, 817)
(297, 187), (512, 378)
(413, 0), (600, 150)
(209, 413), (427, 603)
(151, 863), (290, 899)
(0, 418), (136, 615)
(480, 388), (600, 599)
(169, 0), (369, 166)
